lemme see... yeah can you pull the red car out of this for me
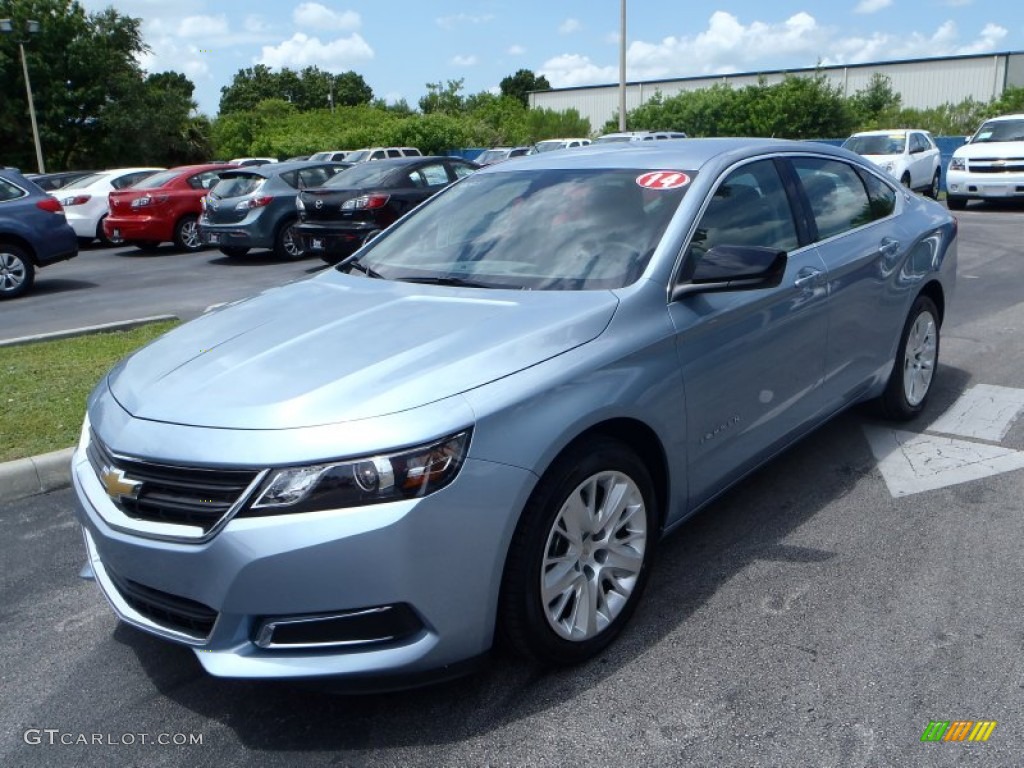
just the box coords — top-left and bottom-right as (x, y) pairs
(104, 164), (235, 252)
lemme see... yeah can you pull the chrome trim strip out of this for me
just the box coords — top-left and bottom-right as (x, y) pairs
(254, 606), (398, 650)
(81, 527), (214, 646)
(81, 428), (269, 544)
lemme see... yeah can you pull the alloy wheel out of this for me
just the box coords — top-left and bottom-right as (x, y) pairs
(0, 251), (28, 292)
(903, 310), (937, 406)
(541, 470), (648, 641)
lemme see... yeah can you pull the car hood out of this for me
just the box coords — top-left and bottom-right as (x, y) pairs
(859, 154), (903, 164)
(107, 271), (619, 429)
(953, 140), (1024, 159)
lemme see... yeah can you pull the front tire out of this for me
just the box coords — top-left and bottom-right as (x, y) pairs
(96, 215), (115, 247)
(0, 244), (35, 299)
(946, 196), (967, 211)
(926, 170), (940, 199)
(499, 438), (658, 665)
(900, 173), (911, 189)
(879, 295), (940, 421)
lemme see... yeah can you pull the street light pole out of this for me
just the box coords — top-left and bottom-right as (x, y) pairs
(618, 0), (627, 132)
(1, 19), (45, 173)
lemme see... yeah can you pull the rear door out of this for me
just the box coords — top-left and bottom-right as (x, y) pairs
(786, 155), (905, 411)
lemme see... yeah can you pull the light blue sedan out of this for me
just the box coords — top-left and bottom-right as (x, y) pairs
(72, 138), (956, 686)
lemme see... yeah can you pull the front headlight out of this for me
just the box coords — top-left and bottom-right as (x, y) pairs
(77, 413), (91, 453)
(243, 431), (472, 515)
(296, 196), (305, 211)
(881, 161), (895, 173)
(949, 157), (966, 171)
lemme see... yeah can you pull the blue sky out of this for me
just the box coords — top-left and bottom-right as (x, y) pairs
(76, 1), (1022, 116)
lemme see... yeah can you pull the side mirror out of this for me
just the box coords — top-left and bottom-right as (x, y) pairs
(672, 245), (787, 300)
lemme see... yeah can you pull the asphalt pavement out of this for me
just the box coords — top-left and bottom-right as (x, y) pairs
(1, 203), (1023, 767)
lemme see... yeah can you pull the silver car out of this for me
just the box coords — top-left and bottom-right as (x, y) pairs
(72, 139), (956, 686)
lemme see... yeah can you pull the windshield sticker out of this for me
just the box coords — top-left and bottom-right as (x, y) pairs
(636, 171), (691, 190)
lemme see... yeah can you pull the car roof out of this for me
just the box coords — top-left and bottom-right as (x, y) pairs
(163, 163), (237, 174)
(981, 113), (1024, 122)
(849, 129), (923, 136)
(219, 160), (351, 178)
(478, 137), (861, 173)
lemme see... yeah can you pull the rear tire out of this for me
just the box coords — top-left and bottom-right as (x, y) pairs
(219, 246), (250, 258)
(274, 219), (304, 260)
(0, 243), (36, 299)
(173, 215), (203, 252)
(878, 295), (940, 421)
(499, 437), (658, 665)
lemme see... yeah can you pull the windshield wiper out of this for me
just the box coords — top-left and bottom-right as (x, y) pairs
(393, 275), (503, 289)
(342, 260), (385, 279)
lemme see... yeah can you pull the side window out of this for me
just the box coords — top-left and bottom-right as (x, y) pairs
(387, 149), (402, 158)
(684, 159), (799, 267)
(857, 169), (897, 222)
(910, 133), (926, 153)
(419, 163), (450, 187)
(404, 171), (426, 188)
(450, 162), (475, 179)
(371, 151), (385, 160)
(297, 167), (330, 188)
(279, 171), (298, 189)
(792, 158), (873, 240)
(0, 178), (27, 202)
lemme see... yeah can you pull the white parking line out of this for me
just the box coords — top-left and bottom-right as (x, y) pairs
(928, 384), (1024, 441)
(864, 384), (1024, 497)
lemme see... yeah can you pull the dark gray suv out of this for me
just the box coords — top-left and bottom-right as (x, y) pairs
(0, 168), (78, 299)
(199, 161), (349, 259)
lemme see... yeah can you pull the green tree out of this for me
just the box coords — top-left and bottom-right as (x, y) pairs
(849, 73), (902, 128)
(499, 68), (551, 107)
(0, 0), (205, 170)
(419, 79), (466, 114)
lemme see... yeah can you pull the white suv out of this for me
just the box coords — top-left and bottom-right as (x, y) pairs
(344, 147), (422, 163)
(842, 129), (941, 198)
(946, 113), (1024, 210)
(594, 131), (688, 143)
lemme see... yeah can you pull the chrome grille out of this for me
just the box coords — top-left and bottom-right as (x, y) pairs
(967, 158), (1024, 174)
(86, 431), (261, 533)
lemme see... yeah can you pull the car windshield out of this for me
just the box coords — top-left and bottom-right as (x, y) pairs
(342, 167), (691, 290)
(477, 150), (509, 164)
(132, 170), (182, 189)
(211, 174), (264, 198)
(534, 141), (565, 153)
(61, 172), (104, 189)
(843, 135), (905, 155)
(323, 164), (397, 188)
(972, 119), (1024, 143)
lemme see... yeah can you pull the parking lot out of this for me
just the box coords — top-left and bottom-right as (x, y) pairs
(2, 202), (1023, 767)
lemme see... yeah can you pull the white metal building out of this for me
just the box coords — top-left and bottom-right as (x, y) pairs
(529, 51), (1024, 133)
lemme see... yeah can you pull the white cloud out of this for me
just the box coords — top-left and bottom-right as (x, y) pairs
(257, 32), (374, 71)
(244, 14), (271, 34)
(507, 44), (526, 55)
(822, 21), (1007, 63)
(177, 15), (229, 39)
(436, 13), (494, 30)
(854, 0), (892, 14)
(293, 3), (361, 31)
(451, 54), (479, 67)
(540, 53), (617, 87)
(559, 18), (582, 35)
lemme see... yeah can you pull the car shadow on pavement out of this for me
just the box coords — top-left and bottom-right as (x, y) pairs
(23, 278), (97, 296)
(109, 365), (972, 754)
(206, 254), (310, 267)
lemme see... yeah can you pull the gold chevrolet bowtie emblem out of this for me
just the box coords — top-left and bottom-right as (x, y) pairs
(100, 466), (142, 502)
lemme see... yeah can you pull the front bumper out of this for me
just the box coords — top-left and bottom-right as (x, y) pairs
(72, 432), (535, 682)
(945, 170), (1024, 200)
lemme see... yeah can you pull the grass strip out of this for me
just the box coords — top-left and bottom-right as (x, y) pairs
(0, 321), (179, 463)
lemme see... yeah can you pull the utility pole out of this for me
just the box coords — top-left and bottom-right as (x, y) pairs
(1, 19), (45, 173)
(618, 0), (627, 132)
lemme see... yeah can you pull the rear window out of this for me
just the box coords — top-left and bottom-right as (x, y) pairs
(324, 164), (397, 188)
(133, 170), (182, 189)
(211, 174), (264, 198)
(61, 172), (103, 190)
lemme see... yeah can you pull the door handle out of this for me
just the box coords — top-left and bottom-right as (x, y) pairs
(794, 267), (824, 290)
(879, 238), (901, 257)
